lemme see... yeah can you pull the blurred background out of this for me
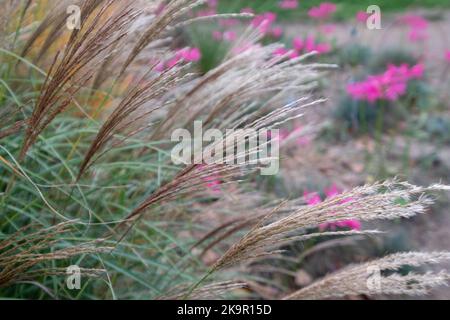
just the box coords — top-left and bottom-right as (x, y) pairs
(183, 0), (450, 298)
(2, 0), (450, 299)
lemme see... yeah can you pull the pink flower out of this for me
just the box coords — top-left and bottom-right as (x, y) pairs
(177, 47), (201, 62)
(271, 26), (284, 38)
(223, 30), (237, 42)
(399, 14), (428, 42)
(154, 61), (165, 72)
(400, 14), (428, 29)
(165, 56), (181, 69)
(273, 47), (289, 57)
(356, 11), (369, 23)
(408, 29), (427, 42)
(303, 185), (361, 231)
(324, 184), (340, 198)
(158, 47), (202, 71)
(308, 2), (336, 20)
(293, 37), (304, 51)
(251, 12), (277, 27)
(303, 190), (322, 206)
(314, 42), (331, 54)
(291, 36), (331, 57)
(445, 50), (450, 62)
(304, 36), (316, 52)
(408, 63), (424, 79)
(212, 30), (223, 41)
(384, 81), (407, 101)
(279, 0), (298, 10)
(347, 63), (424, 102)
(251, 12), (277, 35)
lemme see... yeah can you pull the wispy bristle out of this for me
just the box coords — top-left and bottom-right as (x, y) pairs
(283, 252), (450, 299)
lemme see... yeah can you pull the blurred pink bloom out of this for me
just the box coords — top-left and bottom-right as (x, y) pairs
(399, 14), (428, 42)
(159, 47), (202, 71)
(308, 2), (336, 20)
(212, 30), (223, 41)
(273, 47), (289, 56)
(177, 47), (201, 62)
(223, 30), (237, 42)
(408, 63), (424, 78)
(293, 37), (304, 51)
(154, 61), (165, 72)
(314, 42), (331, 54)
(251, 12), (277, 26)
(445, 50), (450, 62)
(271, 26), (284, 38)
(292, 36), (331, 55)
(356, 11), (369, 23)
(324, 184), (340, 198)
(408, 29), (428, 42)
(303, 185), (361, 231)
(305, 36), (316, 52)
(400, 14), (428, 29)
(323, 184), (360, 231)
(279, 0), (298, 10)
(303, 190), (322, 206)
(347, 63), (424, 103)
(251, 12), (277, 35)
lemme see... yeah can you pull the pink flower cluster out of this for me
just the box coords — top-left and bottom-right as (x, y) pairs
(156, 47), (201, 71)
(356, 11), (369, 24)
(303, 185), (361, 231)
(213, 30), (237, 42)
(210, 7), (284, 42)
(251, 12), (283, 37)
(279, 0), (298, 10)
(399, 14), (428, 42)
(274, 35), (331, 58)
(308, 2), (337, 20)
(294, 36), (331, 54)
(347, 63), (424, 103)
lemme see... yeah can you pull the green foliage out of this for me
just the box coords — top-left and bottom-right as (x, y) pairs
(370, 49), (418, 73)
(215, 0), (450, 21)
(187, 25), (229, 74)
(337, 43), (372, 68)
